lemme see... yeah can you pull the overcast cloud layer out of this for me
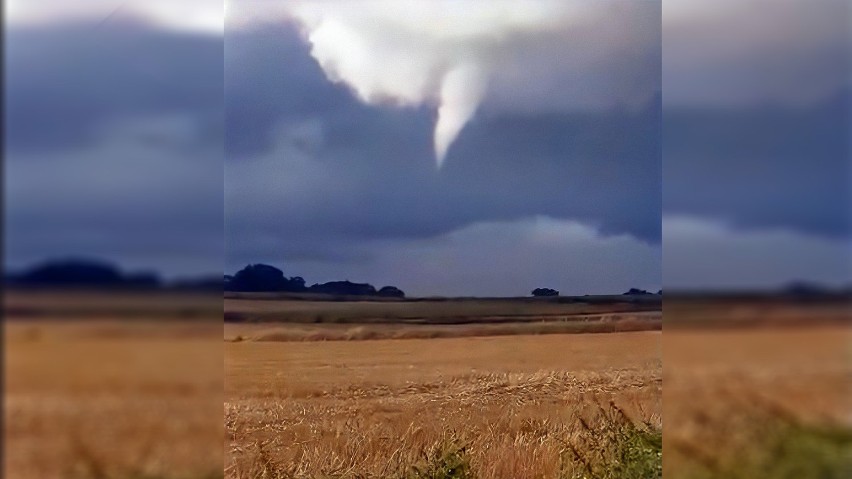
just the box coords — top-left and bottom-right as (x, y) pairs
(662, 0), (851, 289)
(5, 16), (224, 277)
(6, 1), (849, 292)
(274, 0), (660, 166)
(225, 9), (662, 294)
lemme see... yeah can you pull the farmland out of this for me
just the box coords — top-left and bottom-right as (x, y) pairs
(225, 295), (663, 478)
(225, 294), (850, 478)
(226, 332), (662, 478)
(663, 297), (851, 478)
(224, 294), (662, 341)
(3, 290), (223, 479)
(6, 289), (848, 478)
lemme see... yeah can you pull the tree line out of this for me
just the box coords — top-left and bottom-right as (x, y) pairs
(532, 287), (663, 297)
(225, 263), (405, 298)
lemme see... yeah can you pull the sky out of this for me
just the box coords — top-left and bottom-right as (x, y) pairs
(225, 1), (662, 296)
(4, 0), (849, 294)
(4, 1), (224, 277)
(661, 0), (851, 289)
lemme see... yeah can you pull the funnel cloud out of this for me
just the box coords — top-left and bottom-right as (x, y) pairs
(435, 65), (486, 166)
(278, 0), (659, 166)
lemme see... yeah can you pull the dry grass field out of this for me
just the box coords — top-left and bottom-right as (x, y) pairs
(7, 290), (848, 478)
(224, 295), (662, 342)
(226, 331), (663, 478)
(4, 290), (223, 479)
(226, 296), (850, 479)
(223, 295), (660, 324)
(225, 294), (663, 478)
(664, 299), (851, 479)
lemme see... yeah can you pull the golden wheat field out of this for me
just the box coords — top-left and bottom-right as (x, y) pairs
(225, 295), (664, 477)
(225, 297), (850, 479)
(6, 291), (849, 479)
(224, 295), (662, 342)
(663, 301), (851, 478)
(226, 329), (663, 478)
(3, 291), (223, 479)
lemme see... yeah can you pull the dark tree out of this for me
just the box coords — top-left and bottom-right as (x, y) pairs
(123, 272), (161, 288)
(228, 264), (307, 292)
(308, 281), (377, 296)
(290, 276), (306, 291)
(9, 259), (162, 289)
(225, 264), (404, 296)
(624, 288), (651, 295)
(377, 286), (405, 298)
(16, 259), (123, 285)
(532, 288), (559, 297)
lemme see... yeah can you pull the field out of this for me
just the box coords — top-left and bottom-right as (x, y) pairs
(663, 298), (851, 478)
(4, 290), (223, 479)
(224, 294), (662, 341)
(225, 295), (850, 478)
(7, 291), (848, 478)
(225, 295), (663, 478)
(226, 332), (662, 478)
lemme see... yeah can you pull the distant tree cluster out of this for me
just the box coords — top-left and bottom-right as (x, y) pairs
(624, 288), (663, 296)
(225, 264), (405, 298)
(531, 287), (559, 297)
(6, 259), (160, 288)
(624, 288), (652, 296)
(530, 286), (663, 297)
(3, 259), (221, 291)
(225, 264), (305, 292)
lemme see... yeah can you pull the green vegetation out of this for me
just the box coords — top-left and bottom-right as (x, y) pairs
(563, 402), (662, 479)
(406, 444), (472, 479)
(674, 420), (851, 479)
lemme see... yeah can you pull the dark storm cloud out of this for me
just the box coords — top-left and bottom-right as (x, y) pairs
(225, 23), (661, 268)
(4, 20), (223, 275)
(225, 24), (354, 159)
(661, 0), (850, 289)
(5, 21), (222, 154)
(664, 94), (850, 239)
(662, 0), (850, 240)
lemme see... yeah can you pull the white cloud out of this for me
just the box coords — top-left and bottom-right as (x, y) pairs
(6, 0), (224, 34)
(663, 0), (850, 107)
(232, 0), (660, 166)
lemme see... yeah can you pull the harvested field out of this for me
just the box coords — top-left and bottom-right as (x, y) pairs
(224, 296), (661, 342)
(226, 297), (850, 478)
(664, 297), (850, 329)
(5, 289), (221, 319)
(224, 295), (660, 324)
(4, 291), (223, 479)
(226, 332), (663, 478)
(664, 301), (851, 479)
(225, 312), (660, 342)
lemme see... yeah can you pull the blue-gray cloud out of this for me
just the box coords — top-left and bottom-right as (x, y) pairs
(225, 23), (662, 278)
(4, 20), (223, 276)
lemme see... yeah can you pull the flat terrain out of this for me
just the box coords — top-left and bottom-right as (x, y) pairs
(226, 332), (662, 478)
(226, 296), (850, 478)
(663, 323), (851, 477)
(8, 291), (848, 478)
(225, 296), (664, 477)
(4, 291), (223, 479)
(225, 295), (662, 341)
